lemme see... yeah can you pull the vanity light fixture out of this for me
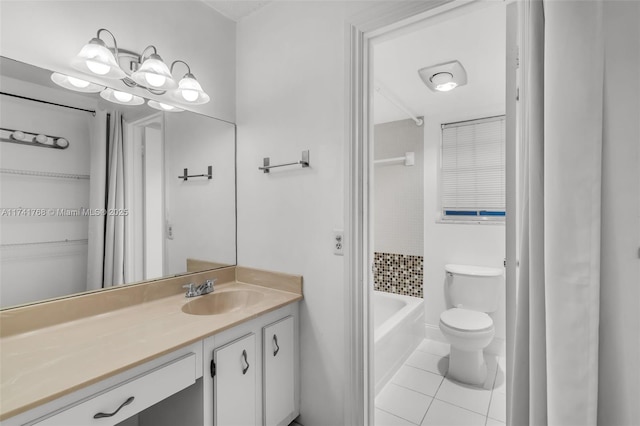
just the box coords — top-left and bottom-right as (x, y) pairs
(71, 29), (126, 80)
(130, 46), (177, 91)
(50, 72), (104, 93)
(169, 61), (210, 105)
(418, 60), (468, 93)
(52, 28), (210, 110)
(100, 88), (144, 106)
(148, 100), (184, 112)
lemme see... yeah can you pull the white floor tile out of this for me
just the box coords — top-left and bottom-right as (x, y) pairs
(405, 351), (449, 376)
(375, 409), (417, 426)
(392, 365), (444, 397)
(376, 383), (433, 424)
(417, 339), (450, 357)
(435, 377), (492, 415)
(485, 418), (506, 426)
(420, 399), (487, 426)
(488, 392), (506, 422)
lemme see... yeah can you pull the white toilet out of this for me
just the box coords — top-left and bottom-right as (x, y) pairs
(439, 264), (502, 386)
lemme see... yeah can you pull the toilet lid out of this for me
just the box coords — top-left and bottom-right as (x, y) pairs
(440, 308), (493, 332)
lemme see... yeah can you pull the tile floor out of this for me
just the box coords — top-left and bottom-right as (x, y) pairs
(375, 339), (506, 426)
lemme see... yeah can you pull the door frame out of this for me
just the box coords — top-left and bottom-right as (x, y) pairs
(344, 1), (519, 423)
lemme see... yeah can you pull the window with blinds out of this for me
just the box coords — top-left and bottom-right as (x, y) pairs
(440, 115), (505, 221)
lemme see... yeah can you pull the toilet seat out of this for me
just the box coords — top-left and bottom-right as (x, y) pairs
(440, 308), (493, 332)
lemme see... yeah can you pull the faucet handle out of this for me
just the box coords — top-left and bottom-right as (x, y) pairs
(182, 283), (198, 297)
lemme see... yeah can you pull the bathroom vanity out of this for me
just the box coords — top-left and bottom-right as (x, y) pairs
(0, 266), (302, 426)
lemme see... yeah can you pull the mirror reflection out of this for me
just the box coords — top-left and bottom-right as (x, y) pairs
(0, 57), (236, 309)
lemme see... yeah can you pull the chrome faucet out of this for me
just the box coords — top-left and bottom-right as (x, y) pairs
(183, 279), (216, 298)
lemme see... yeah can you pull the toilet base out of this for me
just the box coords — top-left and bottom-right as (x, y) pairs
(447, 347), (487, 386)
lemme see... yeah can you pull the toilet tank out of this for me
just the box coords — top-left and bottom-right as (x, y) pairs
(445, 264), (503, 313)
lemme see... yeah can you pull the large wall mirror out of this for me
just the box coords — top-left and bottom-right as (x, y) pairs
(0, 56), (236, 309)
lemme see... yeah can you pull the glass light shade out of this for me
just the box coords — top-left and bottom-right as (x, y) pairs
(147, 100), (184, 112)
(70, 38), (126, 79)
(100, 88), (144, 105)
(113, 91), (133, 103)
(51, 72), (105, 93)
(170, 74), (210, 105)
(131, 54), (176, 90)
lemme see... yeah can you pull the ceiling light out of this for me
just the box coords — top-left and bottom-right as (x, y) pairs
(100, 88), (144, 105)
(51, 72), (104, 93)
(418, 60), (467, 93)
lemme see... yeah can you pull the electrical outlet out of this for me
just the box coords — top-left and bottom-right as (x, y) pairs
(333, 229), (344, 256)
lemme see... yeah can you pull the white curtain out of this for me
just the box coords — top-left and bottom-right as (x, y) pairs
(86, 110), (108, 291)
(510, 1), (605, 425)
(103, 112), (127, 287)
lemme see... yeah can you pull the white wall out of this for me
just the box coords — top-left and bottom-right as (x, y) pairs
(0, 1), (236, 122)
(374, 118), (424, 256)
(236, 2), (371, 424)
(598, 1), (640, 424)
(422, 110), (506, 350)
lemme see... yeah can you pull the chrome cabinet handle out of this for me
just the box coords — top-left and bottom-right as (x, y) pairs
(273, 334), (280, 356)
(242, 349), (250, 375)
(93, 396), (134, 419)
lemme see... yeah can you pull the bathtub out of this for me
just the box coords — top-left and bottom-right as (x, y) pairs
(373, 290), (424, 395)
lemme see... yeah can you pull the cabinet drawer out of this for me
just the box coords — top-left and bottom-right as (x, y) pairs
(34, 353), (196, 426)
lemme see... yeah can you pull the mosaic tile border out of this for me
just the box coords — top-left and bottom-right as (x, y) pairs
(373, 252), (424, 298)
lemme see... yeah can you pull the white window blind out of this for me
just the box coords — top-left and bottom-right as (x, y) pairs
(440, 115), (505, 220)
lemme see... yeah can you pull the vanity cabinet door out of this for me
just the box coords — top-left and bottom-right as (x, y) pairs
(262, 316), (296, 426)
(213, 333), (256, 426)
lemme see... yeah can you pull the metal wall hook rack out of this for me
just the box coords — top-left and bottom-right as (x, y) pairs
(259, 150), (310, 173)
(0, 127), (70, 150)
(178, 166), (212, 181)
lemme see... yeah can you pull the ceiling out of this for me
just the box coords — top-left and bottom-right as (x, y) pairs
(202, 1), (272, 22)
(373, 3), (506, 124)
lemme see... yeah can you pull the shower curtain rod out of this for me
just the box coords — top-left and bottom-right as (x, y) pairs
(374, 152), (415, 166)
(374, 81), (423, 126)
(0, 91), (96, 116)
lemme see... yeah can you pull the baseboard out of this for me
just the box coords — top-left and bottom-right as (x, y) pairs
(424, 323), (505, 357)
(424, 323), (446, 343)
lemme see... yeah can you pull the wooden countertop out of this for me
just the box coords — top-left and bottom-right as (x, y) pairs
(0, 268), (302, 421)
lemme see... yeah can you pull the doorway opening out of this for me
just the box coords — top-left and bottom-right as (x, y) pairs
(345, 1), (517, 424)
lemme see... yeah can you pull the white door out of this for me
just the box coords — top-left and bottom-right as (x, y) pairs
(263, 316), (295, 426)
(213, 333), (256, 426)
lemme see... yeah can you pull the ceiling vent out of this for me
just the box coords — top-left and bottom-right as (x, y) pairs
(418, 60), (467, 92)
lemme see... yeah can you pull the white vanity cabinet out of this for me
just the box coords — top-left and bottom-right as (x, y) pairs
(3, 301), (299, 426)
(212, 333), (257, 426)
(33, 353), (196, 426)
(203, 302), (299, 426)
(262, 316), (296, 426)
(3, 343), (203, 426)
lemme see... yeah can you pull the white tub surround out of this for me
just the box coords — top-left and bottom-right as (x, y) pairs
(373, 291), (424, 394)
